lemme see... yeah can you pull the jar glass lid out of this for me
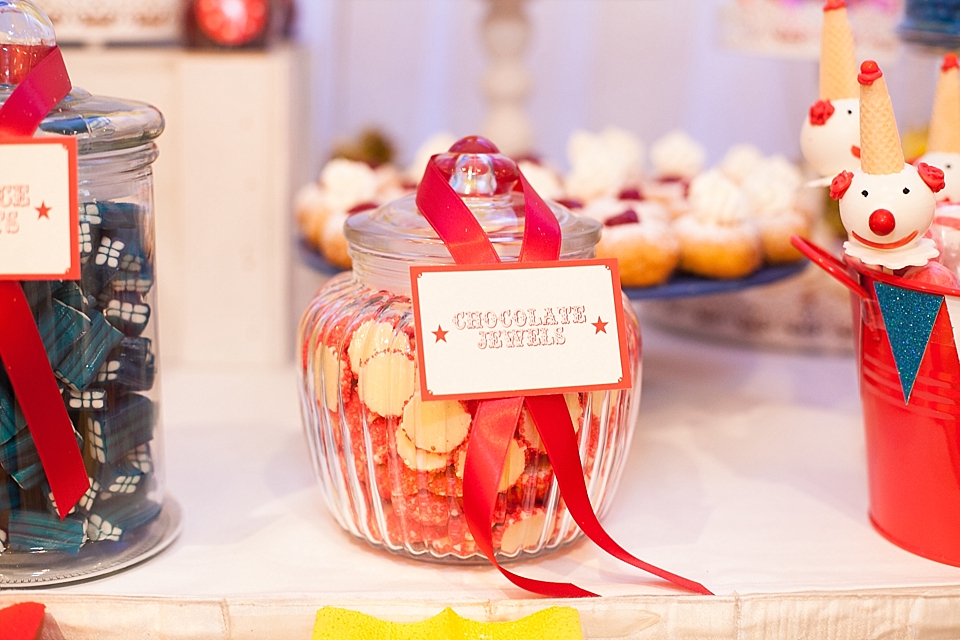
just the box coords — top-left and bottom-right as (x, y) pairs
(345, 137), (600, 262)
(0, 0), (164, 153)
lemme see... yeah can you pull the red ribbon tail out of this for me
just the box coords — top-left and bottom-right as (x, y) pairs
(0, 283), (88, 517)
(488, 558), (599, 598)
(462, 397), (599, 598)
(526, 394), (713, 596)
(0, 45), (87, 518)
(416, 148), (697, 597)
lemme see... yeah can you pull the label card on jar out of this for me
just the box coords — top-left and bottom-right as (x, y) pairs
(410, 259), (632, 401)
(0, 137), (79, 280)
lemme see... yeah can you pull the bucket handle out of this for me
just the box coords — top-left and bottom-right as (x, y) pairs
(791, 235), (869, 300)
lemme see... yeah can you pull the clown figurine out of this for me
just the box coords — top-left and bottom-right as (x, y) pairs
(830, 61), (954, 287)
(801, 1), (862, 181)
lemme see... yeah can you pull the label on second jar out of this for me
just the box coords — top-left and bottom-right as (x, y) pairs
(0, 137), (79, 280)
(411, 259), (632, 401)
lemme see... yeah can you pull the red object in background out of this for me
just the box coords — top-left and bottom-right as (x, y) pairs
(193, 0), (269, 46)
(187, 0), (295, 48)
(793, 236), (960, 567)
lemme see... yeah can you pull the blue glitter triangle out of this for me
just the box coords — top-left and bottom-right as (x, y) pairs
(874, 282), (943, 404)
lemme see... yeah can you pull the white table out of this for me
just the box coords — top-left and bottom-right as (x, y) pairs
(4, 325), (960, 638)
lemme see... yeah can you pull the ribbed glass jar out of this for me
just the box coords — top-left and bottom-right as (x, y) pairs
(298, 150), (643, 563)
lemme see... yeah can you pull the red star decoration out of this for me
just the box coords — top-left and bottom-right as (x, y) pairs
(593, 317), (608, 334)
(433, 325), (449, 342)
(35, 202), (51, 220)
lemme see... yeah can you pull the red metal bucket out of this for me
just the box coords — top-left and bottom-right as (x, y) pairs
(794, 237), (960, 566)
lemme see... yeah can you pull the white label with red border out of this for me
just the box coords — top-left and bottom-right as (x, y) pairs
(0, 137), (79, 280)
(411, 259), (632, 401)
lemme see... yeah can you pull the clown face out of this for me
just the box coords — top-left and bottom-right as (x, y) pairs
(918, 151), (960, 204)
(800, 97), (861, 177)
(833, 163), (944, 268)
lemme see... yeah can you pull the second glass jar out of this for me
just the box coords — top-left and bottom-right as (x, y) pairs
(298, 143), (643, 562)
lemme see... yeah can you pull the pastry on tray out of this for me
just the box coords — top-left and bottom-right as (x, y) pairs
(296, 129), (811, 287)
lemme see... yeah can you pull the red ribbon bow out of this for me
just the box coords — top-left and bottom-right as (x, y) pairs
(0, 46), (89, 518)
(416, 156), (712, 597)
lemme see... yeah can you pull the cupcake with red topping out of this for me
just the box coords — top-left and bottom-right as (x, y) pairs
(587, 196), (680, 287)
(644, 130), (706, 219)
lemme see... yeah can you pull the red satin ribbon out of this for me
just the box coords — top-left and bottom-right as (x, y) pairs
(416, 157), (712, 596)
(0, 46), (70, 136)
(0, 46), (89, 518)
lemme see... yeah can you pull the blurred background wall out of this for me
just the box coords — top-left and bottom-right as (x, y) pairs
(294, 0), (932, 174)
(51, 0), (942, 367)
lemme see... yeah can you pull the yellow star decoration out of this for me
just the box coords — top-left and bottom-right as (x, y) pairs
(312, 606), (583, 640)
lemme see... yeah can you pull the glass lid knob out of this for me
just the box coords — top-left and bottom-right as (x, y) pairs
(0, 0), (56, 85)
(433, 135), (520, 197)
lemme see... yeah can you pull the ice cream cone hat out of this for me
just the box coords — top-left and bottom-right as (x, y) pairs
(858, 60), (905, 175)
(927, 53), (960, 154)
(820, 0), (859, 101)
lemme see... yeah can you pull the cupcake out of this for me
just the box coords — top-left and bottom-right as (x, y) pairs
(294, 182), (328, 247)
(645, 130), (706, 218)
(405, 132), (458, 184)
(564, 128), (644, 203)
(718, 143), (764, 185)
(518, 159), (565, 201)
(585, 197), (680, 287)
(740, 156), (809, 264)
(675, 169), (762, 279)
(296, 158), (379, 250)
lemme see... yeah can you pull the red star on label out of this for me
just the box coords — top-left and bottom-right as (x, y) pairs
(35, 201), (51, 219)
(433, 325), (449, 343)
(593, 317), (608, 334)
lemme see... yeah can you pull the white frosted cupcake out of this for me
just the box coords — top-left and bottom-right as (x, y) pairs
(296, 157), (379, 246)
(405, 132), (458, 184)
(718, 143), (764, 185)
(675, 169), (762, 279)
(644, 130), (706, 218)
(565, 128), (644, 203)
(518, 159), (565, 201)
(740, 156), (808, 264)
(295, 182), (328, 247)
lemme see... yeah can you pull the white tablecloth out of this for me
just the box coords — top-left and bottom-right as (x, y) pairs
(4, 325), (960, 638)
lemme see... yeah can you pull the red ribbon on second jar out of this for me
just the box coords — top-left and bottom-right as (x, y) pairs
(415, 147), (712, 597)
(0, 46), (90, 518)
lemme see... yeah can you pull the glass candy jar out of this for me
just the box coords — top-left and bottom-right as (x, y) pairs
(298, 139), (643, 562)
(0, 1), (178, 584)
